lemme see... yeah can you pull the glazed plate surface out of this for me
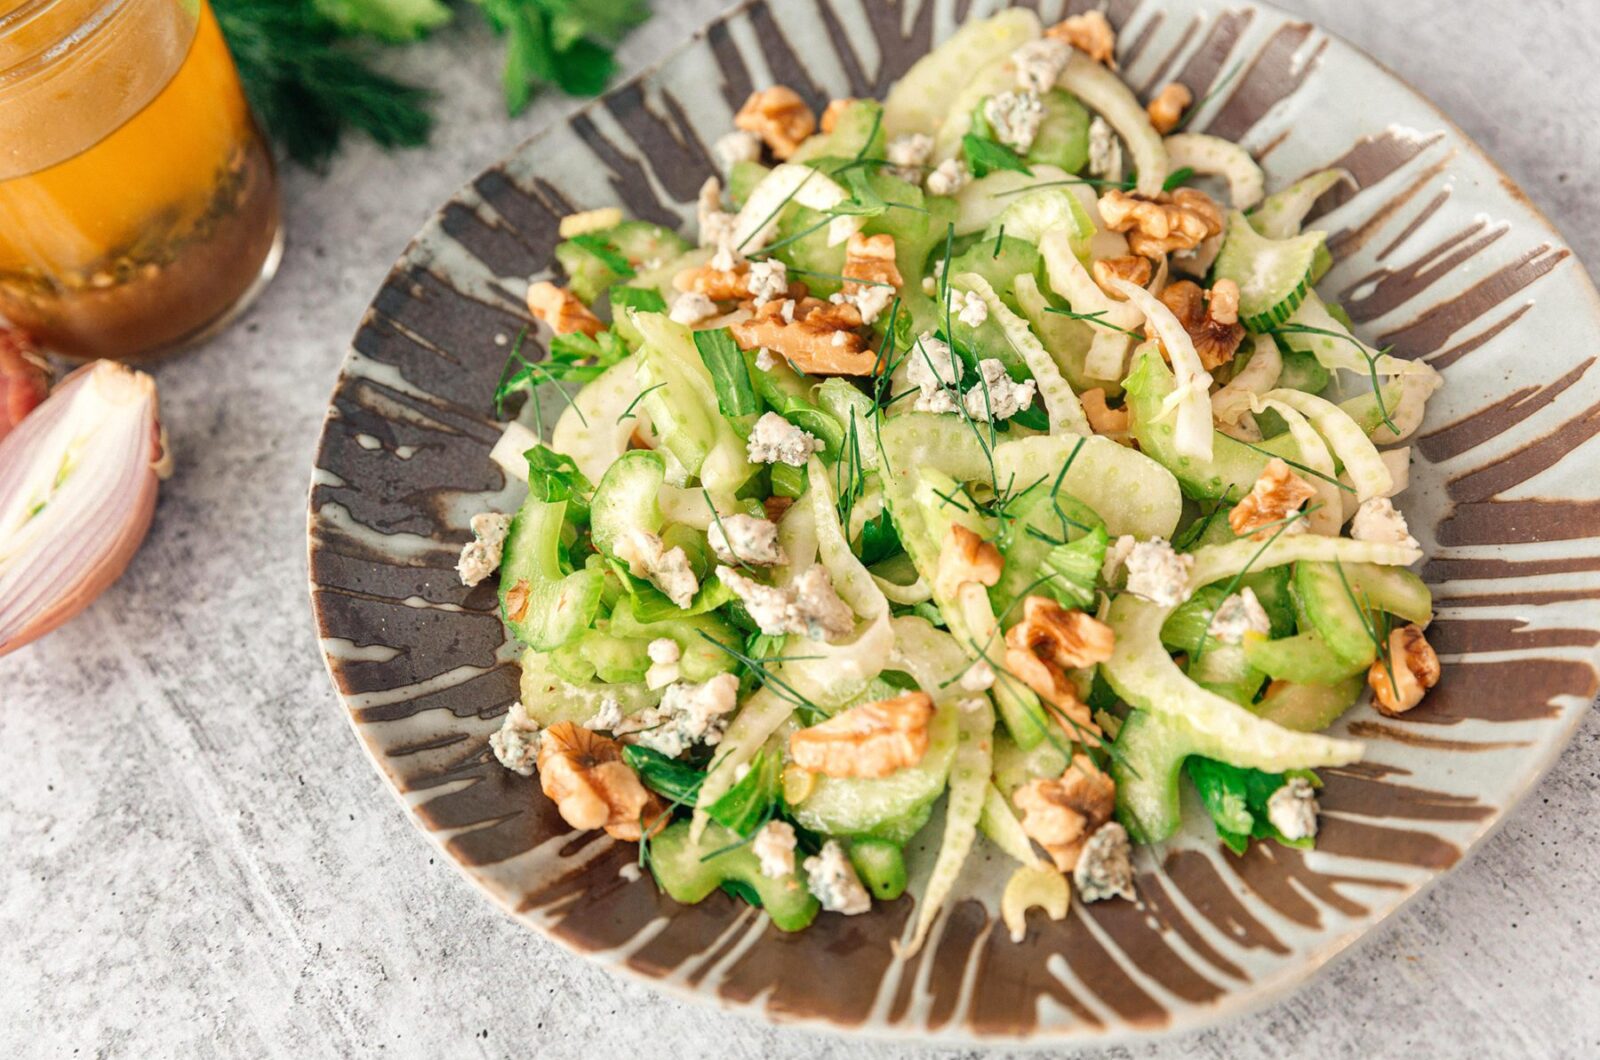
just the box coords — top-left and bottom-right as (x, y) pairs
(308, 0), (1600, 1041)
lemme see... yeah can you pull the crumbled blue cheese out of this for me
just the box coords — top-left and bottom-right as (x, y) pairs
(963, 359), (1036, 422)
(714, 129), (762, 171)
(670, 291), (719, 327)
(747, 258), (788, 307)
(953, 288), (988, 328)
(746, 411), (823, 466)
(1123, 538), (1194, 607)
(924, 158), (968, 197)
(1350, 496), (1419, 550)
(645, 638), (681, 690)
(1087, 116), (1122, 182)
(717, 563), (855, 641)
(1074, 822), (1135, 903)
(832, 282), (896, 326)
(961, 661), (995, 692)
(1011, 38), (1072, 93)
(755, 347), (778, 371)
(708, 513), (786, 567)
(489, 703), (542, 776)
(803, 839), (871, 915)
(698, 177), (744, 270)
(1207, 587), (1271, 644)
(628, 673), (740, 758)
(752, 820), (798, 879)
(457, 512), (512, 587)
(885, 132), (933, 183)
(983, 90), (1045, 153)
(1266, 777), (1319, 841)
(907, 332), (962, 414)
(616, 528), (700, 608)
(584, 696), (624, 732)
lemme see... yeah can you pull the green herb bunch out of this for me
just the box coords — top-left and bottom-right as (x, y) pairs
(212, 0), (652, 169)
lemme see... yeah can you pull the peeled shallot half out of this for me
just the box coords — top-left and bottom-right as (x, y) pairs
(0, 361), (170, 656)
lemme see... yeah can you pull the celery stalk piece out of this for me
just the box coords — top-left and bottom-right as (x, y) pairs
(883, 8), (1041, 140)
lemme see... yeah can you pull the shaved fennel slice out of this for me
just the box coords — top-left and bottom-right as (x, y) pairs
(903, 694), (994, 957)
(1253, 397), (1341, 535)
(874, 571), (932, 605)
(980, 782), (1046, 868)
(1250, 169), (1350, 238)
(806, 455), (887, 620)
(1040, 229), (1141, 379)
(1187, 535), (1421, 591)
(1058, 51), (1168, 198)
(690, 688), (788, 843)
(1163, 133), (1265, 209)
(490, 421), (541, 482)
(992, 434), (1183, 540)
(735, 163), (859, 249)
(1260, 387), (1393, 501)
(774, 495), (818, 586)
(953, 166), (1073, 235)
(1108, 278), (1215, 462)
(1281, 293), (1422, 377)
(930, 54), (1016, 162)
(1001, 864), (1070, 942)
(958, 273), (1091, 436)
(883, 8), (1041, 139)
(888, 614), (977, 698)
(1211, 333), (1282, 435)
(546, 357), (639, 483)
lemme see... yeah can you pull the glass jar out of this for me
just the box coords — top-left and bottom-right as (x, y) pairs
(0, 0), (281, 361)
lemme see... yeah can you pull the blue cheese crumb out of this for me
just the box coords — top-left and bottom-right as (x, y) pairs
(752, 821), (797, 879)
(746, 412), (823, 467)
(1267, 777), (1319, 841)
(804, 839), (871, 914)
(1074, 822), (1135, 903)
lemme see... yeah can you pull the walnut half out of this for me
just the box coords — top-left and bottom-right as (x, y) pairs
(1012, 754), (1117, 871)
(1228, 458), (1317, 539)
(1097, 187), (1223, 259)
(728, 297), (874, 375)
(1369, 624), (1440, 715)
(1045, 11), (1117, 69)
(735, 86), (816, 160)
(536, 722), (667, 841)
(527, 281), (604, 337)
(935, 524), (1004, 601)
(789, 691), (935, 778)
(1003, 596), (1112, 742)
(1158, 278), (1246, 370)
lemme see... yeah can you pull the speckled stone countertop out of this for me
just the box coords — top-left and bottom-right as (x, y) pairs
(3, 1), (1597, 1057)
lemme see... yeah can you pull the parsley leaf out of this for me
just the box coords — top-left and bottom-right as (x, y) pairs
(692, 328), (760, 419)
(312, 0), (451, 41)
(470, 0), (651, 115)
(962, 134), (1032, 178)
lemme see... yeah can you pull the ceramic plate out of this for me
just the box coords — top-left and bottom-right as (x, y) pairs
(308, 0), (1600, 1041)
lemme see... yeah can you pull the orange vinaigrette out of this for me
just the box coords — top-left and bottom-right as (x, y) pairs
(0, 0), (280, 360)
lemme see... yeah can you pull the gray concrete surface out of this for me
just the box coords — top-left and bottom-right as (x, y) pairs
(3, 2), (1597, 1057)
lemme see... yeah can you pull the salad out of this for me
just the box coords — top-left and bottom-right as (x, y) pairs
(464, 8), (1445, 949)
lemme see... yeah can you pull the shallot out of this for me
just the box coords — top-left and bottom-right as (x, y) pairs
(0, 327), (50, 442)
(0, 361), (170, 656)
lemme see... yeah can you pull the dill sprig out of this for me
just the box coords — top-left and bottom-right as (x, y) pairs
(1267, 323), (1402, 435)
(697, 631), (826, 724)
(1234, 438), (1357, 493)
(1044, 307), (1144, 338)
(616, 381), (666, 424)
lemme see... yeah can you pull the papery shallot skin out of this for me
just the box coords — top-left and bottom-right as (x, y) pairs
(0, 361), (165, 657)
(0, 327), (50, 442)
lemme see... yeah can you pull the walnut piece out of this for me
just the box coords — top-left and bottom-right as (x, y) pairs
(536, 722), (667, 841)
(1006, 595), (1116, 670)
(1369, 623), (1440, 715)
(674, 261), (806, 303)
(843, 231), (903, 291)
(1045, 11), (1117, 69)
(789, 691), (935, 778)
(820, 98), (854, 133)
(1228, 458), (1318, 539)
(1157, 279), (1246, 370)
(728, 296), (874, 374)
(935, 524), (1003, 601)
(1012, 754), (1117, 871)
(1097, 187), (1224, 259)
(763, 495), (795, 523)
(1092, 254), (1153, 299)
(1080, 387), (1130, 436)
(735, 86), (816, 160)
(1147, 82), (1193, 134)
(527, 281), (604, 337)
